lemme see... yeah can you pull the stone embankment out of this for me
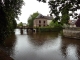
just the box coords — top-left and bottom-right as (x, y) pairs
(63, 27), (80, 39)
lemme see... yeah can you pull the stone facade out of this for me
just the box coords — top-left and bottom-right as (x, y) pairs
(34, 18), (47, 27)
(34, 14), (53, 27)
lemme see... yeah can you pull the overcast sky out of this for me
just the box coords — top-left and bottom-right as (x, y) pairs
(17, 0), (49, 24)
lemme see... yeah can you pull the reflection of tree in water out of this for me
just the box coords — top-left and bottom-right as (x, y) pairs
(2, 34), (16, 56)
(28, 32), (59, 46)
(61, 37), (80, 60)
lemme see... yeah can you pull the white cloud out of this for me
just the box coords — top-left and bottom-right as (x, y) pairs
(17, 0), (50, 24)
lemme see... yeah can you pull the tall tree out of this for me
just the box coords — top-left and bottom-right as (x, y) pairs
(17, 22), (23, 27)
(28, 12), (39, 27)
(0, 0), (24, 42)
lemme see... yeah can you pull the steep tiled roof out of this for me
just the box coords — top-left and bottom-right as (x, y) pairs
(36, 14), (53, 20)
(36, 14), (43, 18)
(44, 16), (53, 20)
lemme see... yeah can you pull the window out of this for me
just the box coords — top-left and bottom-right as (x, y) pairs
(39, 25), (41, 27)
(39, 20), (41, 23)
(44, 21), (45, 23)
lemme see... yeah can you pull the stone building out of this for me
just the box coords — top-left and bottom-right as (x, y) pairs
(33, 14), (53, 27)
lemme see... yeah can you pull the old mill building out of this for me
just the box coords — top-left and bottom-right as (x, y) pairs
(34, 14), (53, 27)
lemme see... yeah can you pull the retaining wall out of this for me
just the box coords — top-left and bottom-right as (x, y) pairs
(63, 27), (80, 39)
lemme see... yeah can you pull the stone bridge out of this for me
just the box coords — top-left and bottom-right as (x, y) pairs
(17, 26), (38, 33)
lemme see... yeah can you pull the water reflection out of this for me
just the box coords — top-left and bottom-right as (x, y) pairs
(1, 29), (80, 60)
(61, 37), (80, 60)
(15, 29), (27, 35)
(0, 34), (16, 57)
(66, 45), (78, 60)
(28, 32), (59, 46)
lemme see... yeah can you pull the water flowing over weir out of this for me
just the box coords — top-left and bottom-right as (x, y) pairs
(1, 29), (80, 60)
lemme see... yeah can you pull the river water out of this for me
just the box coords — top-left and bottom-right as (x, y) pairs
(2, 29), (80, 60)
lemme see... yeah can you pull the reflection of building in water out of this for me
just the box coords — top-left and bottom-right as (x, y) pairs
(29, 32), (59, 46)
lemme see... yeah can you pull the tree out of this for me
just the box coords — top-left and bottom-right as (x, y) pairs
(28, 12), (39, 27)
(49, 20), (62, 28)
(17, 22), (23, 27)
(0, 0), (24, 42)
(61, 14), (69, 24)
(37, 0), (80, 24)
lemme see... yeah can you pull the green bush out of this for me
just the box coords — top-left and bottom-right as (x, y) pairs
(35, 21), (63, 32)
(38, 27), (63, 32)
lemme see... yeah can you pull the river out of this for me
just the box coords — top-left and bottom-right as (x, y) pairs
(1, 29), (80, 60)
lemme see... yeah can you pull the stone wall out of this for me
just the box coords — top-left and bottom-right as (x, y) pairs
(63, 27), (80, 39)
(34, 18), (47, 27)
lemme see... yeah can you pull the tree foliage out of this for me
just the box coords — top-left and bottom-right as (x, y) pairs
(61, 14), (69, 24)
(49, 21), (62, 28)
(0, 0), (24, 42)
(37, 0), (80, 24)
(17, 22), (23, 27)
(28, 12), (39, 27)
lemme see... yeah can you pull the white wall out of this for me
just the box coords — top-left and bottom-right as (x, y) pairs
(47, 20), (52, 25)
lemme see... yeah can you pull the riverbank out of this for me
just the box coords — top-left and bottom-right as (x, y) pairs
(0, 48), (13, 60)
(63, 27), (80, 39)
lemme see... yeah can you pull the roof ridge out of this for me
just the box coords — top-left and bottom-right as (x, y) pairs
(36, 13), (53, 20)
